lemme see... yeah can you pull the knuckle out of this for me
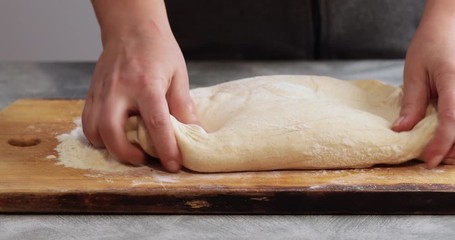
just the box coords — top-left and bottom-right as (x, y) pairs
(433, 66), (455, 84)
(400, 102), (426, 117)
(147, 113), (169, 129)
(439, 109), (455, 122)
(171, 95), (193, 111)
(401, 101), (421, 112)
(137, 85), (167, 103)
(136, 74), (167, 89)
(185, 100), (197, 114)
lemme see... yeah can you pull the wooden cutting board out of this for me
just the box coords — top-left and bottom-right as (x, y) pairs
(1, 99), (455, 214)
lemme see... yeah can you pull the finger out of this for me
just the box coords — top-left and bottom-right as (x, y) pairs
(443, 159), (455, 165)
(392, 65), (429, 132)
(424, 122), (455, 168)
(167, 69), (199, 124)
(442, 145), (455, 165)
(82, 79), (105, 148)
(138, 86), (182, 172)
(98, 97), (146, 166)
(423, 75), (455, 168)
(82, 60), (108, 147)
(82, 84), (104, 148)
(443, 158), (455, 165)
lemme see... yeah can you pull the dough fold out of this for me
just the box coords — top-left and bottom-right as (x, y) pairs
(126, 75), (437, 172)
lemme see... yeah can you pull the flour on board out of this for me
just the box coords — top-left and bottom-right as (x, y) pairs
(53, 118), (142, 173)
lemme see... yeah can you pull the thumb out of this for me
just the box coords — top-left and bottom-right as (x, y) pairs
(392, 68), (429, 132)
(167, 69), (200, 125)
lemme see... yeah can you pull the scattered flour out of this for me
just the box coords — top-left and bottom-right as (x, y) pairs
(54, 118), (142, 173)
(131, 171), (180, 186)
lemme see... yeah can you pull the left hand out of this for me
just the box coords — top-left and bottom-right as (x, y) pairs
(392, 0), (455, 168)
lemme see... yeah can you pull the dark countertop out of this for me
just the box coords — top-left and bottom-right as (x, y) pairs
(2, 60), (454, 240)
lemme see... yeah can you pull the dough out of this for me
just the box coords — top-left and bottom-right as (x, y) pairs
(126, 75), (437, 172)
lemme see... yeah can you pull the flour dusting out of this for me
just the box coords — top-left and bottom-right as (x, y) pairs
(54, 118), (141, 173)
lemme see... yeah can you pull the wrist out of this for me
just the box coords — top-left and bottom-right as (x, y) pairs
(92, 0), (173, 46)
(100, 21), (173, 47)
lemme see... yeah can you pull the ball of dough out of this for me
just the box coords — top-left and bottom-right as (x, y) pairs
(126, 75), (437, 172)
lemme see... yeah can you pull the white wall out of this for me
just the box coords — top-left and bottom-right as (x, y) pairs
(0, 0), (102, 61)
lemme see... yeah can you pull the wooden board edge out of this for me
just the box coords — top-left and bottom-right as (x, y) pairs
(1, 190), (455, 214)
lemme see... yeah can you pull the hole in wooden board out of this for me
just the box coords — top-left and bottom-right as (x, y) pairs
(8, 137), (41, 147)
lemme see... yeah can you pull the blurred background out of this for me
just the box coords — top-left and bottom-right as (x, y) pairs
(0, 0), (101, 61)
(0, 0), (424, 62)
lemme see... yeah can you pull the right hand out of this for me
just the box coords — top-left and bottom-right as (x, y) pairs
(392, 0), (455, 168)
(82, 13), (198, 172)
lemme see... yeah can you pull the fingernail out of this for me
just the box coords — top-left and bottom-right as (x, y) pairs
(166, 160), (181, 172)
(392, 116), (405, 128)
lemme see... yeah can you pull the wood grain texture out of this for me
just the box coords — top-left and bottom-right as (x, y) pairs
(1, 99), (455, 214)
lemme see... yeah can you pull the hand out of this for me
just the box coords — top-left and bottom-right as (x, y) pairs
(82, 0), (198, 172)
(392, 0), (455, 168)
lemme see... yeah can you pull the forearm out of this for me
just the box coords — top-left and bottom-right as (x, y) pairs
(91, 0), (173, 46)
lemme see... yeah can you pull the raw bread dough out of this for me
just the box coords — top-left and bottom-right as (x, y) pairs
(126, 75), (437, 172)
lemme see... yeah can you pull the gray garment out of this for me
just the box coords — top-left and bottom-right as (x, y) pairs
(165, 0), (424, 59)
(319, 0), (424, 59)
